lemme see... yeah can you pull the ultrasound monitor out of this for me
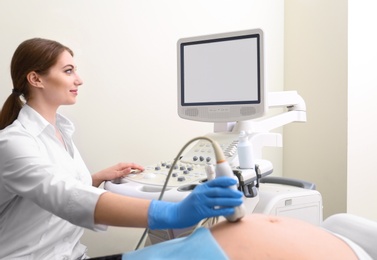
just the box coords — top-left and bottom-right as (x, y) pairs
(177, 29), (266, 123)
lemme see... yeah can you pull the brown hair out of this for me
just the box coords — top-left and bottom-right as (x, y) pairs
(0, 38), (73, 130)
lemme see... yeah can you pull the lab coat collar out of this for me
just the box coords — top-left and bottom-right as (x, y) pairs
(17, 104), (75, 138)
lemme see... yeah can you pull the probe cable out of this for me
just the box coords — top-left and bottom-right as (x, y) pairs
(134, 136), (220, 250)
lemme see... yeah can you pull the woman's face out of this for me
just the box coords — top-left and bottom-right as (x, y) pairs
(38, 50), (83, 107)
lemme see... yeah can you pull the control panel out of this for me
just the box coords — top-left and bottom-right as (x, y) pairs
(179, 132), (240, 167)
(123, 161), (207, 188)
(105, 132), (273, 202)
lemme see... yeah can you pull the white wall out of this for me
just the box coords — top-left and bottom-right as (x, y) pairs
(348, 0), (377, 220)
(0, 0), (284, 257)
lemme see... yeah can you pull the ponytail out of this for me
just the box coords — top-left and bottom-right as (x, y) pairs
(0, 92), (24, 130)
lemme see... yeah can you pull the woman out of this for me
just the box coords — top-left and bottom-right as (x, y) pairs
(0, 38), (243, 259)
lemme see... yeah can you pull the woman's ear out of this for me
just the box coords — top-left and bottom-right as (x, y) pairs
(27, 71), (44, 89)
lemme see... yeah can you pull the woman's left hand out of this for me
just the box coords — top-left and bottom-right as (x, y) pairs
(92, 162), (144, 187)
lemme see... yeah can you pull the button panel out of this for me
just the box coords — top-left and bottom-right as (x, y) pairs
(123, 161), (207, 187)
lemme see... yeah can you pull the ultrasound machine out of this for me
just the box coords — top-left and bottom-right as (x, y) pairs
(105, 28), (323, 245)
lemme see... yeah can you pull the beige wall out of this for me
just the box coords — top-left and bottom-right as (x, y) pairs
(284, 0), (348, 218)
(284, 0), (377, 222)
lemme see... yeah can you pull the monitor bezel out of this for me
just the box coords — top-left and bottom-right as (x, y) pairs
(177, 28), (266, 123)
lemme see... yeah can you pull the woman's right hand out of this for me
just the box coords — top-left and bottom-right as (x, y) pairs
(147, 176), (243, 229)
(92, 162), (144, 187)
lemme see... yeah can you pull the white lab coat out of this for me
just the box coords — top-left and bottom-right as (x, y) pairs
(0, 105), (107, 259)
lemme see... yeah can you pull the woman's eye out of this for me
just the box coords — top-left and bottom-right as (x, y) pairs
(65, 69), (73, 74)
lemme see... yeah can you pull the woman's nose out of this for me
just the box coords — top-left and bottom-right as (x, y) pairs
(75, 74), (83, 86)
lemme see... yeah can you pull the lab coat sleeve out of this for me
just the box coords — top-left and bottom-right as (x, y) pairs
(0, 131), (107, 231)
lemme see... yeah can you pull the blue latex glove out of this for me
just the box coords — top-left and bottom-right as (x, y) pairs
(148, 176), (243, 230)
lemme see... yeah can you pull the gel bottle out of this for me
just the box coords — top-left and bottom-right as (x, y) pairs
(237, 131), (254, 169)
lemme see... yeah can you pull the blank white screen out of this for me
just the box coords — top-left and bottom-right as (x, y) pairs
(183, 37), (259, 104)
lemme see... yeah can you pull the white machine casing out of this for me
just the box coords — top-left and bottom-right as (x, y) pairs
(253, 183), (323, 226)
